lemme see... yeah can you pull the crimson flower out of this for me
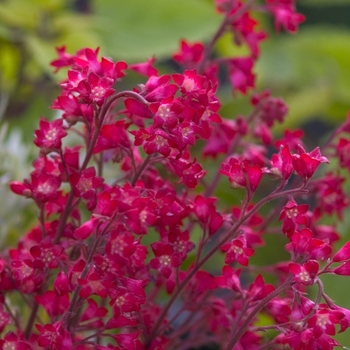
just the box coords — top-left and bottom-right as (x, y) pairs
(220, 157), (263, 192)
(333, 241), (350, 263)
(79, 270), (110, 298)
(109, 278), (146, 317)
(35, 291), (69, 317)
(0, 332), (31, 350)
(0, 306), (11, 333)
(70, 167), (104, 199)
(36, 322), (72, 349)
(93, 121), (131, 154)
(267, 2), (305, 33)
(286, 228), (332, 261)
(337, 138), (350, 171)
(75, 72), (115, 106)
(307, 307), (344, 338)
(150, 243), (181, 278)
(130, 57), (158, 77)
(248, 274), (275, 301)
(34, 118), (67, 154)
(289, 260), (319, 285)
(194, 195), (223, 235)
(220, 238), (254, 266)
(279, 198), (309, 237)
(170, 156), (207, 189)
(30, 236), (64, 269)
(173, 40), (204, 68)
(270, 144), (294, 181)
(227, 57), (255, 94)
(275, 129), (304, 151)
(292, 145), (329, 182)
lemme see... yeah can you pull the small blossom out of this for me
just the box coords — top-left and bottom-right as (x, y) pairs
(289, 260), (319, 285)
(220, 238), (254, 266)
(173, 40), (204, 68)
(30, 236), (64, 269)
(292, 145), (329, 182)
(279, 198), (309, 237)
(34, 118), (67, 154)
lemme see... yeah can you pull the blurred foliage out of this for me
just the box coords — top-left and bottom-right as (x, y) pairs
(1, 0), (350, 345)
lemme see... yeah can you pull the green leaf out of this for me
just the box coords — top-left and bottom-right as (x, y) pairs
(93, 0), (221, 62)
(301, 0), (350, 6)
(0, 42), (20, 90)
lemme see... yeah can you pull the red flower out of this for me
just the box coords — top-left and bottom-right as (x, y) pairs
(275, 129), (304, 151)
(220, 238), (254, 266)
(227, 57), (255, 94)
(337, 138), (350, 170)
(70, 167), (104, 199)
(279, 198), (309, 237)
(0, 306), (11, 333)
(289, 260), (319, 285)
(31, 172), (61, 203)
(76, 72), (115, 105)
(0, 332), (31, 350)
(307, 307), (344, 338)
(109, 278), (146, 317)
(173, 40), (204, 68)
(93, 121), (131, 154)
(194, 195), (223, 235)
(79, 270), (110, 298)
(267, 2), (305, 33)
(150, 243), (181, 278)
(220, 157), (263, 192)
(286, 228), (332, 261)
(270, 144), (294, 181)
(34, 118), (67, 154)
(35, 291), (69, 317)
(36, 322), (72, 349)
(130, 57), (158, 77)
(11, 260), (34, 282)
(30, 236), (64, 269)
(170, 156), (207, 189)
(333, 241), (350, 263)
(248, 274), (275, 301)
(292, 145), (329, 182)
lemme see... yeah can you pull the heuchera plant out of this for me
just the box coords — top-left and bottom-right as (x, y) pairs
(3, 0), (350, 349)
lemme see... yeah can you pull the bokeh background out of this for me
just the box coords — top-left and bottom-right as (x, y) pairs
(1, 0), (350, 345)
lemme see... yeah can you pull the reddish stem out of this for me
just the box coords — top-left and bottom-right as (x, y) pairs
(145, 185), (307, 347)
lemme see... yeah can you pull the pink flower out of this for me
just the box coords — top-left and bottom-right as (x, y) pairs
(289, 260), (319, 285)
(292, 145), (329, 182)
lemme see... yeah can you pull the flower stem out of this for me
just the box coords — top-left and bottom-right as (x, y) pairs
(145, 186), (307, 347)
(197, 0), (257, 74)
(131, 154), (152, 186)
(225, 276), (293, 349)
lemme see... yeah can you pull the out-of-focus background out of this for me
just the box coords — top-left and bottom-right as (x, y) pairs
(1, 0), (350, 344)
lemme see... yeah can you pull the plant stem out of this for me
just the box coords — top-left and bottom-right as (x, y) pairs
(24, 301), (39, 339)
(145, 186), (307, 347)
(131, 154), (152, 186)
(197, 0), (257, 74)
(225, 276), (293, 349)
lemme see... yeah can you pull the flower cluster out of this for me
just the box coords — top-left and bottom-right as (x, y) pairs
(3, 1), (350, 349)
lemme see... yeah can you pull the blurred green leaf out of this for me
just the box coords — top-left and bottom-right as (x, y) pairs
(0, 41), (20, 91)
(255, 26), (350, 129)
(94, 0), (221, 62)
(301, 0), (350, 5)
(0, 0), (43, 29)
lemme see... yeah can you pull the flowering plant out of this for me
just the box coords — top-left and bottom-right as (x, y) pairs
(3, 0), (350, 349)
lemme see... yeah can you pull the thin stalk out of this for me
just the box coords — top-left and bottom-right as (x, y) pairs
(225, 276), (293, 350)
(145, 186), (307, 347)
(131, 154), (152, 186)
(24, 302), (39, 339)
(197, 0), (257, 74)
